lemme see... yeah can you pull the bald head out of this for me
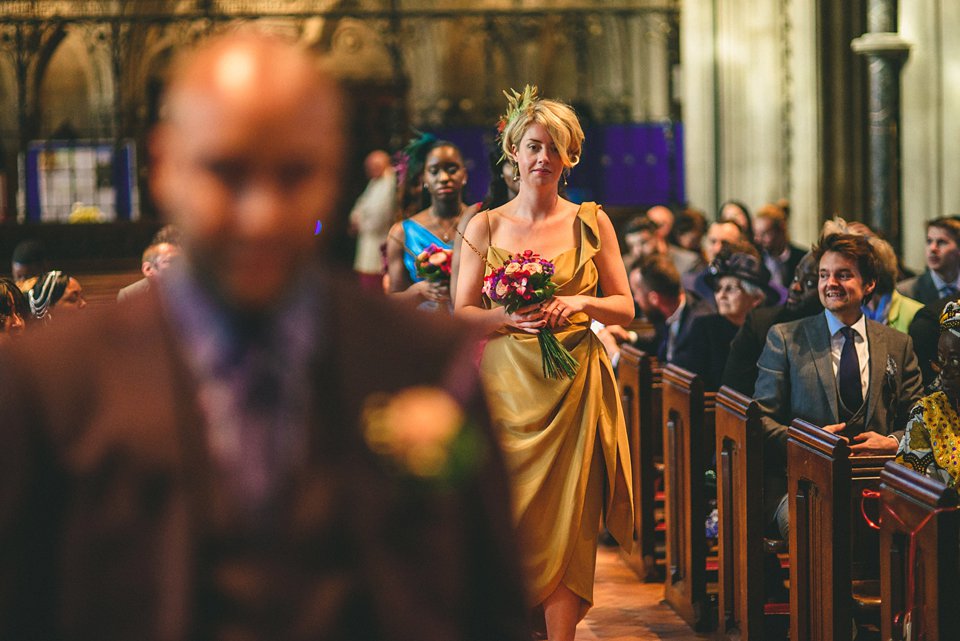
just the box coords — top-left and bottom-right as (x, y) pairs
(364, 150), (391, 179)
(150, 32), (346, 311)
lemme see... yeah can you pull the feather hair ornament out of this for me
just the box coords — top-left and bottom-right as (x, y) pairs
(496, 85), (539, 162)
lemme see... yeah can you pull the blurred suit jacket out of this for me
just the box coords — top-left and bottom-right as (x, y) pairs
(0, 271), (529, 641)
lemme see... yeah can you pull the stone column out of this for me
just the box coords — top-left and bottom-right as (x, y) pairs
(851, 0), (910, 249)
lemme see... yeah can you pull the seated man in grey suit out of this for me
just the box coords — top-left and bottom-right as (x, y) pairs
(755, 233), (923, 538)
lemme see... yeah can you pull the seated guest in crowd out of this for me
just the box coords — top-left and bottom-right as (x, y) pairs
(862, 235), (923, 333)
(895, 301), (960, 489)
(897, 216), (960, 305)
(718, 199), (754, 243)
(0, 278), (27, 340)
(755, 233), (923, 538)
(22, 270), (86, 321)
(722, 251), (821, 396)
(673, 244), (776, 391)
(10, 239), (47, 284)
(598, 254), (713, 365)
(671, 207), (708, 256)
(621, 215), (661, 269)
(683, 219), (746, 305)
(909, 291), (960, 388)
(117, 239), (182, 302)
(646, 204), (705, 276)
(753, 202), (806, 299)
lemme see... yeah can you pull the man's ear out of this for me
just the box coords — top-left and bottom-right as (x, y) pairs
(864, 279), (876, 299)
(142, 261), (155, 279)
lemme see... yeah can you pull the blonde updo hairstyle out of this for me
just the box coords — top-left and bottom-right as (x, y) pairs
(500, 94), (584, 171)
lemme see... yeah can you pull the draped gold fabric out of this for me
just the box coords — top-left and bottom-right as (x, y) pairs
(479, 203), (634, 615)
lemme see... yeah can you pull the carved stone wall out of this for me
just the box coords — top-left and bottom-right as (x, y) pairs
(0, 0), (679, 219)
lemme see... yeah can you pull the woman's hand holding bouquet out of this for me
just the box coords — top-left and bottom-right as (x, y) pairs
(483, 250), (579, 379)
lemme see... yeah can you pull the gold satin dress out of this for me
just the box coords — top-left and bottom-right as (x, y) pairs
(480, 203), (634, 618)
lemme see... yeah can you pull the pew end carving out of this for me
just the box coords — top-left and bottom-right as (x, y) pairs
(788, 419), (892, 641)
(661, 364), (716, 632)
(879, 461), (960, 641)
(617, 345), (664, 582)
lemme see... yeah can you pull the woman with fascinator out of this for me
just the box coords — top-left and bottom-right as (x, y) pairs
(386, 134), (478, 310)
(895, 300), (960, 488)
(455, 86), (635, 640)
(672, 241), (778, 391)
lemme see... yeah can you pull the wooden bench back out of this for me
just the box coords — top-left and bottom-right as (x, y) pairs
(879, 461), (960, 641)
(715, 386), (765, 640)
(661, 364), (716, 632)
(618, 345), (662, 580)
(788, 419), (891, 641)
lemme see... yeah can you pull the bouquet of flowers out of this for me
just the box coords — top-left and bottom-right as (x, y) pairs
(415, 244), (454, 283)
(483, 250), (579, 380)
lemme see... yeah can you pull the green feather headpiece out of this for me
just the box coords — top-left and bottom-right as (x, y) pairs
(496, 85), (539, 162)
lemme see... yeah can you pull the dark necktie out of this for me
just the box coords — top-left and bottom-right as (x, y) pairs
(838, 326), (863, 415)
(941, 284), (958, 299)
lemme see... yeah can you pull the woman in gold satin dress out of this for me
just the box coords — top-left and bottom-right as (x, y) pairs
(454, 88), (635, 641)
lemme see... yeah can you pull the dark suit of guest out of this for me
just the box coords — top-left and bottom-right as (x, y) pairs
(754, 312), (923, 523)
(634, 295), (714, 364)
(773, 243), (807, 289)
(672, 313), (739, 391)
(721, 296), (823, 397)
(897, 269), (944, 306)
(0, 272), (529, 641)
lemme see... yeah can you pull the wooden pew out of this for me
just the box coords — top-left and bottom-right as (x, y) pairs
(788, 419), (892, 641)
(714, 386), (768, 640)
(661, 364), (716, 631)
(879, 461), (960, 641)
(617, 345), (663, 581)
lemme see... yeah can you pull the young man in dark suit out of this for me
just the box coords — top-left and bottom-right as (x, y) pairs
(897, 216), (960, 305)
(0, 32), (528, 641)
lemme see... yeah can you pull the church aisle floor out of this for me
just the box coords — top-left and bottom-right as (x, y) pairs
(576, 546), (708, 641)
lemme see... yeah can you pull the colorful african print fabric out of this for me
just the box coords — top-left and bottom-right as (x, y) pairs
(896, 391), (960, 489)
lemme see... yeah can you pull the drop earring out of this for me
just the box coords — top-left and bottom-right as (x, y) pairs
(562, 170), (569, 187)
(512, 163), (520, 182)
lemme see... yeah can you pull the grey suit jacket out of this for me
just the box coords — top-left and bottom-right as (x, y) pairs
(755, 312), (923, 463)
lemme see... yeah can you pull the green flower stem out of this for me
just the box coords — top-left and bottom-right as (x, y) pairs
(538, 329), (580, 380)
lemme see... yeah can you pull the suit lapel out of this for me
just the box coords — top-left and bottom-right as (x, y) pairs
(804, 315), (839, 422)
(864, 320), (888, 429)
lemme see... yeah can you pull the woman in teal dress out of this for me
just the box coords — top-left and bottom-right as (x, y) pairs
(386, 139), (478, 309)
(454, 87), (634, 641)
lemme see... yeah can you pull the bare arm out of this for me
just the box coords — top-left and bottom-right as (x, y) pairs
(540, 207), (635, 328)
(449, 204), (480, 306)
(386, 221), (443, 303)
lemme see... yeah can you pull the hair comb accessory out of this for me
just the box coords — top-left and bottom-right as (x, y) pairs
(28, 270), (61, 321)
(939, 300), (960, 338)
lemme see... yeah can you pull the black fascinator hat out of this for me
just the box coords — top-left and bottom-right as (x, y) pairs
(704, 247), (780, 305)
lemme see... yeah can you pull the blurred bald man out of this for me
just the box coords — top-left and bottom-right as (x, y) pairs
(0, 32), (527, 641)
